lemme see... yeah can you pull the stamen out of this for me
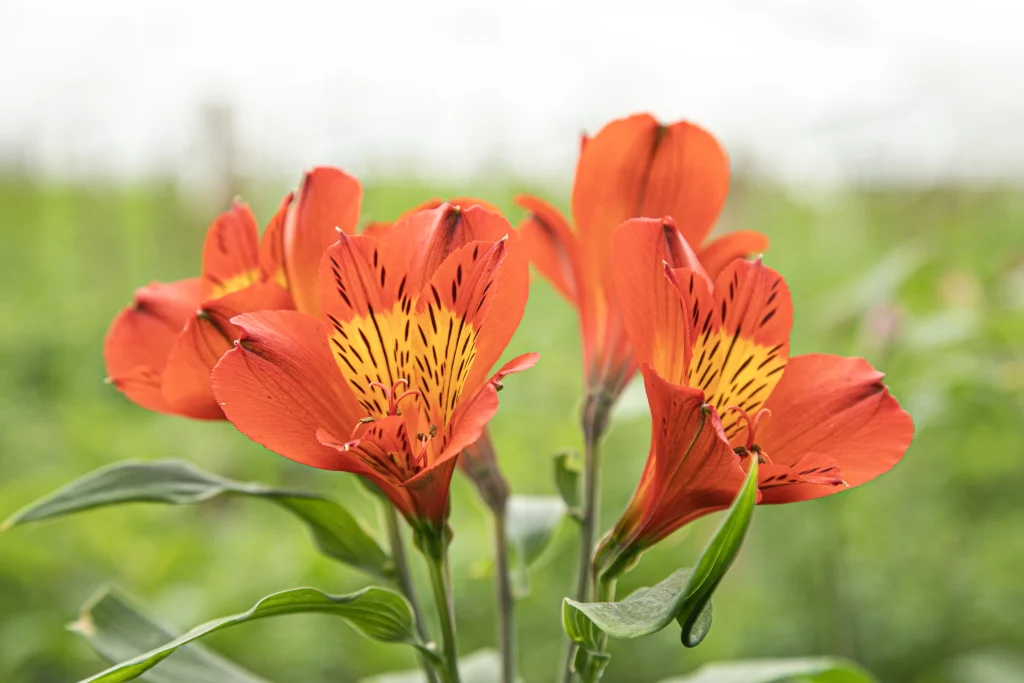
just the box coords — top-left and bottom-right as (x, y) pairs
(723, 406), (772, 451)
(368, 378), (421, 416)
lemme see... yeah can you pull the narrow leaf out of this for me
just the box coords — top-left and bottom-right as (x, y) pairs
(505, 495), (567, 597)
(552, 450), (582, 519)
(563, 458), (759, 650)
(359, 648), (515, 683)
(69, 587), (269, 683)
(675, 455), (759, 646)
(2, 460), (391, 580)
(76, 586), (435, 683)
(658, 657), (878, 683)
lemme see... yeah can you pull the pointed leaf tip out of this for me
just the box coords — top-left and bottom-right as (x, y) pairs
(2, 459), (391, 580)
(561, 458), (759, 656)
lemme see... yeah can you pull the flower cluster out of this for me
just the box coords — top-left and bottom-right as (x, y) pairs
(14, 112), (913, 683)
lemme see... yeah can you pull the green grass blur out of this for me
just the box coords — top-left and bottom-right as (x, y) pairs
(1, 175), (1022, 683)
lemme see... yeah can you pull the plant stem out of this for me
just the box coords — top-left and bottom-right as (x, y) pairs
(561, 393), (611, 683)
(383, 506), (440, 683)
(492, 505), (516, 683)
(426, 548), (462, 683)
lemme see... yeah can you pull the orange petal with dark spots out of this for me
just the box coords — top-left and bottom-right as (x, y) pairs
(201, 202), (261, 300)
(258, 192), (294, 288)
(756, 353), (914, 503)
(698, 259), (793, 440)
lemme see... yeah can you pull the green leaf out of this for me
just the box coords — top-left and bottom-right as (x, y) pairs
(563, 457), (759, 652)
(76, 586), (436, 683)
(359, 648), (515, 683)
(675, 455), (759, 646)
(69, 587), (270, 683)
(552, 450), (582, 519)
(505, 494), (568, 598)
(657, 657), (878, 683)
(2, 459), (391, 580)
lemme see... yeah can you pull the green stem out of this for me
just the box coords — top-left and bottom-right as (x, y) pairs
(382, 506), (440, 683)
(426, 546), (462, 683)
(492, 505), (516, 683)
(561, 393), (611, 683)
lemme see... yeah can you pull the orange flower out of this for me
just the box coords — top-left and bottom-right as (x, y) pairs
(212, 204), (536, 528)
(104, 167), (361, 419)
(517, 113), (769, 400)
(601, 218), (913, 557)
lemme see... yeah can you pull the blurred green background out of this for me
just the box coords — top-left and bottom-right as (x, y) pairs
(1, 174), (1022, 683)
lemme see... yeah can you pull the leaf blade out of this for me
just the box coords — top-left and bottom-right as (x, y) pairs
(69, 587), (270, 683)
(562, 458), (759, 650)
(2, 459), (391, 580)
(76, 586), (433, 683)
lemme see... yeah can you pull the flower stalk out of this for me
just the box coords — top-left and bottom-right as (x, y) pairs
(382, 505), (440, 683)
(562, 391), (613, 683)
(418, 525), (461, 683)
(492, 505), (516, 683)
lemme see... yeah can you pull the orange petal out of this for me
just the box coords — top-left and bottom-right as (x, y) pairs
(201, 202), (261, 300)
(610, 218), (710, 386)
(401, 457), (459, 527)
(489, 352), (540, 385)
(319, 233), (416, 417)
(572, 114), (730, 300)
(402, 383), (500, 525)
(756, 353), (913, 503)
(104, 278), (202, 416)
(515, 195), (579, 304)
(375, 205), (530, 397)
(162, 282), (293, 420)
(758, 454), (845, 490)
(698, 259), (793, 440)
(285, 167), (363, 315)
(367, 196), (501, 235)
(698, 230), (770, 280)
(211, 310), (364, 470)
(258, 192), (294, 288)
(413, 240), (508, 433)
(614, 366), (747, 547)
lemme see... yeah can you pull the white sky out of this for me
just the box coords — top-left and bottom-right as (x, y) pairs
(2, 0), (1023, 185)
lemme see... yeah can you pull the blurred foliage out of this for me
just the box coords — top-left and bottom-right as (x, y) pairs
(0, 174), (1021, 683)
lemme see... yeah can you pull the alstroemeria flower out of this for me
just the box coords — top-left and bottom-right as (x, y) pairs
(104, 167), (361, 419)
(212, 204), (536, 527)
(602, 218), (913, 553)
(517, 113), (769, 399)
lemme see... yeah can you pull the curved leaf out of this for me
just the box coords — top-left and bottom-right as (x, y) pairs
(69, 587), (269, 683)
(505, 495), (567, 597)
(657, 657), (878, 683)
(2, 459), (391, 580)
(563, 457), (759, 653)
(76, 586), (436, 683)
